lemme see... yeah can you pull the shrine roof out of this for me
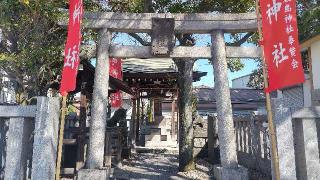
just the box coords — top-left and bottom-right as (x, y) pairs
(123, 58), (177, 73)
(122, 58), (206, 83)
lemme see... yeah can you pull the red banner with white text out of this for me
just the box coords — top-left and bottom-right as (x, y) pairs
(110, 58), (123, 107)
(260, 0), (304, 92)
(60, 0), (83, 96)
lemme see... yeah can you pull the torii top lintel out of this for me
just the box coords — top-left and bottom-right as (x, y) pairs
(59, 11), (258, 33)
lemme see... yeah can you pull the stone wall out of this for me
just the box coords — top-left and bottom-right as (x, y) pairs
(141, 114), (177, 148)
(0, 97), (60, 180)
(0, 119), (9, 179)
(234, 115), (271, 178)
(193, 114), (271, 178)
(193, 115), (208, 158)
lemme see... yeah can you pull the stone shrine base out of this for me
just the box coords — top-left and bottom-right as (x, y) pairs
(77, 168), (110, 180)
(214, 165), (248, 180)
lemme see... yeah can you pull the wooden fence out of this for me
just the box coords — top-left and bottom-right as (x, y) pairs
(62, 116), (127, 176)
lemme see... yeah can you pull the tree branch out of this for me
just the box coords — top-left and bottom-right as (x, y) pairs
(226, 32), (254, 46)
(122, 0), (155, 47)
(176, 33), (195, 46)
(128, 33), (151, 46)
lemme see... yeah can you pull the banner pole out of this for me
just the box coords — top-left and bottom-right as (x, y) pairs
(255, 1), (280, 180)
(55, 95), (67, 180)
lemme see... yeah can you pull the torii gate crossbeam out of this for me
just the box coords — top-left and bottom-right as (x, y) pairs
(59, 11), (258, 33)
(60, 11), (260, 180)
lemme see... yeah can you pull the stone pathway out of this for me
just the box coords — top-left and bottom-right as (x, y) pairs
(110, 153), (214, 180)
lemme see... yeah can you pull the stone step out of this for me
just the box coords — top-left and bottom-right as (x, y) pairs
(145, 139), (178, 148)
(145, 134), (161, 141)
(148, 128), (161, 135)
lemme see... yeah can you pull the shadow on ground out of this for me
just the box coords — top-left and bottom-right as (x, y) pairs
(110, 153), (215, 180)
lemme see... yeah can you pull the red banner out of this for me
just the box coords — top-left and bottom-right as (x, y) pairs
(110, 58), (123, 107)
(110, 92), (122, 108)
(60, 0), (83, 96)
(110, 58), (123, 79)
(260, 0), (304, 92)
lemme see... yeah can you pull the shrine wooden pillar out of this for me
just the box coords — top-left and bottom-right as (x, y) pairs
(171, 96), (176, 137)
(176, 90), (179, 143)
(76, 81), (87, 170)
(131, 98), (137, 147)
(141, 97), (144, 126)
(136, 96), (141, 145)
(104, 104), (112, 167)
(86, 28), (110, 169)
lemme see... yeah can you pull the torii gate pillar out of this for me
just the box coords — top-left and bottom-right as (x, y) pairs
(211, 30), (249, 180)
(78, 28), (110, 179)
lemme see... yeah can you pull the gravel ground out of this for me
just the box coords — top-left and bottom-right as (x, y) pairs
(111, 153), (214, 180)
(62, 150), (270, 180)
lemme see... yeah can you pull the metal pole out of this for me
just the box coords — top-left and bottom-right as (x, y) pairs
(55, 95), (67, 180)
(255, 1), (280, 179)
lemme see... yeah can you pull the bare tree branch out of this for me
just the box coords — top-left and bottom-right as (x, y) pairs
(176, 33), (195, 46)
(128, 33), (151, 46)
(125, 0), (154, 46)
(226, 32), (254, 46)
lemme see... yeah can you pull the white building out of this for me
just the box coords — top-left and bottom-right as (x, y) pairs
(232, 74), (252, 89)
(0, 70), (15, 104)
(300, 33), (320, 106)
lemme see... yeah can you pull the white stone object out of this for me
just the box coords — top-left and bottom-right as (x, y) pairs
(272, 98), (297, 180)
(31, 97), (60, 180)
(4, 118), (32, 180)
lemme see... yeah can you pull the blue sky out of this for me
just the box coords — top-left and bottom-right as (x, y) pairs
(193, 58), (258, 87)
(113, 33), (259, 87)
(191, 34), (259, 87)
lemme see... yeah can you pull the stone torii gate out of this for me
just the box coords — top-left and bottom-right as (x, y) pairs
(60, 12), (261, 179)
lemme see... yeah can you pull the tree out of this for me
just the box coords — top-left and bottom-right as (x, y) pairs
(247, 0), (320, 89)
(297, 0), (320, 42)
(0, 1), (65, 103)
(0, 0), (102, 104)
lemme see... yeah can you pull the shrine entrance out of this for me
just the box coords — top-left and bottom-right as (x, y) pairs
(60, 11), (261, 180)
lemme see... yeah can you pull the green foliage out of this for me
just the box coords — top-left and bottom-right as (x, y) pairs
(67, 104), (78, 113)
(247, 0), (320, 89)
(227, 58), (245, 72)
(0, 1), (68, 99)
(297, 2), (320, 42)
(147, 98), (153, 122)
(247, 60), (264, 89)
(110, 0), (255, 13)
(0, 1), (103, 102)
(109, 0), (144, 12)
